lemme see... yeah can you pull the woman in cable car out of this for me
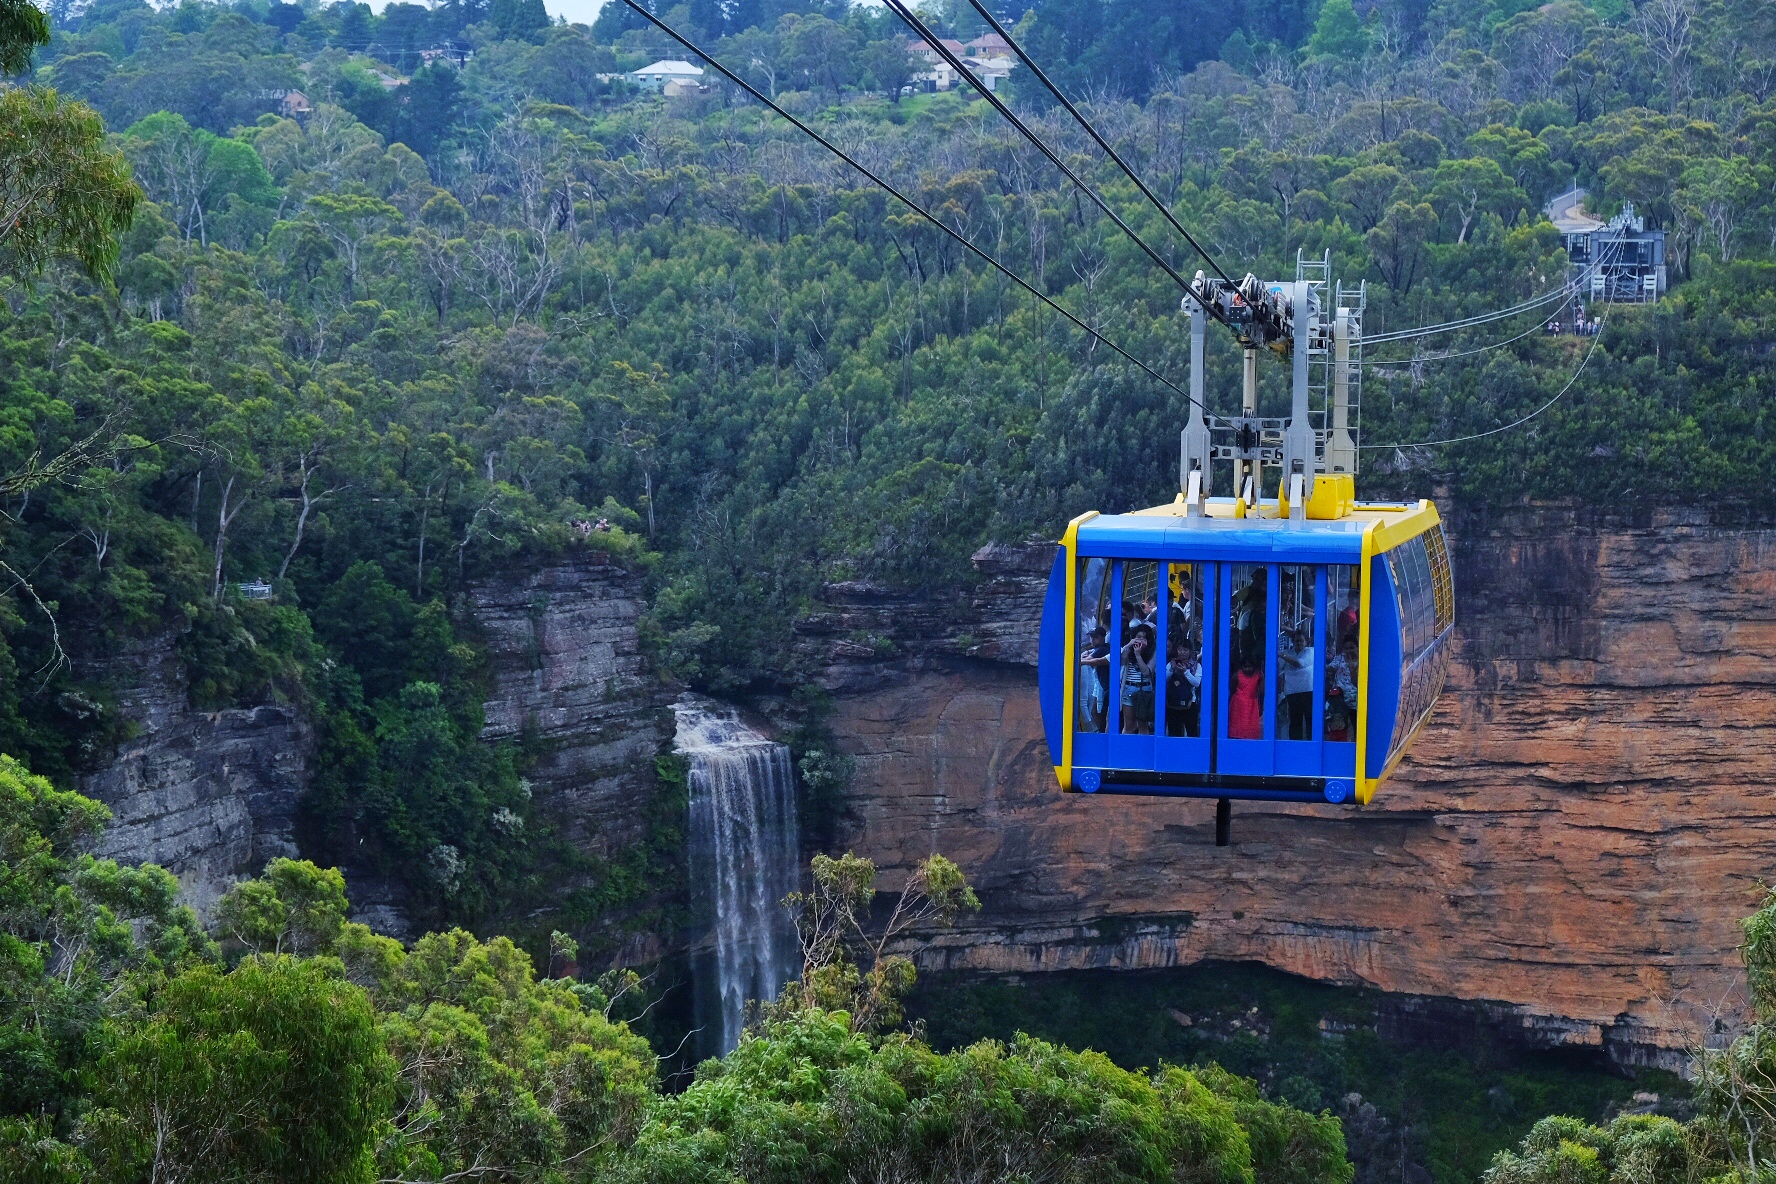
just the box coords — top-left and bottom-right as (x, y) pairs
(1037, 478), (1454, 806)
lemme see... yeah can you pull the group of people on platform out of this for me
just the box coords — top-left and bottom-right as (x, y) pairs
(1546, 307), (1602, 336)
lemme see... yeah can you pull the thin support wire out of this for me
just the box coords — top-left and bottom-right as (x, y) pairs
(613, 0), (1202, 411)
(1363, 306), (1610, 450)
(959, 0), (1235, 285)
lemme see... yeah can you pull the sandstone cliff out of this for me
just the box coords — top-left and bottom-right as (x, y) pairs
(80, 637), (308, 913)
(469, 550), (671, 863)
(811, 507), (1776, 1069)
(79, 550), (672, 946)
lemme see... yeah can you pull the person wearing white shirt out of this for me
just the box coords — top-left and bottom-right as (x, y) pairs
(1279, 627), (1314, 740)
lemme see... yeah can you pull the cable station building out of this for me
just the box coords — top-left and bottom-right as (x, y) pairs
(1548, 189), (1667, 304)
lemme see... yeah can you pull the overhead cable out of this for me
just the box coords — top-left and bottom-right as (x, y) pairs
(958, 0), (1234, 286)
(1363, 306), (1610, 449)
(881, 0), (1212, 304)
(613, 0), (1202, 411)
(1367, 236), (1629, 343)
(1362, 239), (1623, 367)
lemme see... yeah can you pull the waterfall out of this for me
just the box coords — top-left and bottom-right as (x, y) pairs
(674, 695), (802, 1058)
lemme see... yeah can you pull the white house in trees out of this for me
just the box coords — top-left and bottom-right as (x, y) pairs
(631, 60), (705, 92)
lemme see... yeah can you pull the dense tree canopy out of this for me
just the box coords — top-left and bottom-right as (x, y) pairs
(0, 765), (1351, 1183)
(0, 0), (1772, 1176)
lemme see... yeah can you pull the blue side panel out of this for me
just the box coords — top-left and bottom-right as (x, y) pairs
(1038, 550), (1067, 768)
(1366, 556), (1403, 778)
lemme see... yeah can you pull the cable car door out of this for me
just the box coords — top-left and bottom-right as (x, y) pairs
(1152, 561), (1213, 774)
(1217, 562), (1276, 776)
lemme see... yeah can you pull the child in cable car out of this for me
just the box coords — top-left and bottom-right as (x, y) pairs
(1166, 620), (1202, 738)
(1229, 645), (1264, 739)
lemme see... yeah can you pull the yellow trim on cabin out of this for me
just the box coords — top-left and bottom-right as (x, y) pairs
(1369, 498), (1441, 551)
(1354, 518), (1378, 805)
(1055, 511), (1098, 792)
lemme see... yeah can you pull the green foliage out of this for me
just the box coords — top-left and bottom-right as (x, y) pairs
(0, 0), (47, 75)
(1482, 1114), (1692, 1184)
(909, 965), (1673, 1184)
(1307, 0), (1370, 62)
(0, 87), (139, 279)
(621, 1007), (1275, 1184)
(85, 955), (396, 1184)
(373, 927), (657, 1181)
(774, 851), (979, 1035)
(0, 754), (211, 1131)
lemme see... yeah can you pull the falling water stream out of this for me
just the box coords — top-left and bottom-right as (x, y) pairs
(674, 695), (801, 1057)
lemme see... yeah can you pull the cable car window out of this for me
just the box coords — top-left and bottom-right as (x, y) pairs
(1385, 527), (1456, 759)
(1117, 560), (1160, 735)
(1388, 537), (1440, 670)
(1425, 526), (1455, 632)
(1228, 564), (1266, 740)
(1164, 562), (1204, 738)
(1076, 557), (1110, 734)
(1277, 565), (1315, 741)
(1325, 564), (1359, 742)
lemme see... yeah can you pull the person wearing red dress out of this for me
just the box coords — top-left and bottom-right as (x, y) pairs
(1229, 651), (1264, 740)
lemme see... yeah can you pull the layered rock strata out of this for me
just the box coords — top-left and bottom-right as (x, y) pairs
(81, 637), (308, 914)
(464, 550), (676, 960)
(468, 550), (672, 863)
(81, 549), (672, 943)
(811, 507), (1776, 1069)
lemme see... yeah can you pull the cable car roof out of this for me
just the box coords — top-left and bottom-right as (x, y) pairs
(1073, 498), (1440, 563)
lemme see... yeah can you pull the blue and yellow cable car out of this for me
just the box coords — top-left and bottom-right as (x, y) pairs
(1036, 271), (1454, 812)
(1037, 483), (1452, 806)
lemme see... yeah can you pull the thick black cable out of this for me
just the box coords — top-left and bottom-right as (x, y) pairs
(613, 0), (1201, 410)
(959, 0), (1234, 287)
(882, 0), (1210, 306)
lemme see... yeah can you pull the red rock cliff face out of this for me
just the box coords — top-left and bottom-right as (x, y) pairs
(815, 508), (1776, 1068)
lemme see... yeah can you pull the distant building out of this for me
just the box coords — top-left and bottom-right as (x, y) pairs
(238, 580), (274, 601)
(908, 37), (966, 66)
(1551, 190), (1667, 303)
(631, 59), (705, 92)
(906, 37), (1015, 92)
(963, 32), (1013, 58)
(278, 89), (312, 117)
(418, 46), (470, 68)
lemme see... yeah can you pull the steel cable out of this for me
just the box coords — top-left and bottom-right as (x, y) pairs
(958, 0), (1235, 286)
(614, 0), (1204, 410)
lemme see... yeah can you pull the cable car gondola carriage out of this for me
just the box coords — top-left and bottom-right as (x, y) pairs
(1037, 265), (1455, 817)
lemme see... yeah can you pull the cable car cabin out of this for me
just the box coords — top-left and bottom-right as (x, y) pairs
(1037, 489), (1453, 806)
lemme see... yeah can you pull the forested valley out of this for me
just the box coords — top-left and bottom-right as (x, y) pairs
(3, 0), (1776, 1176)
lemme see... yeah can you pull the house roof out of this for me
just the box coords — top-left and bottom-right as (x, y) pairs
(908, 38), (966, 56)
(964, 32), (1011, 53)
(633, 59), (705, 76)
